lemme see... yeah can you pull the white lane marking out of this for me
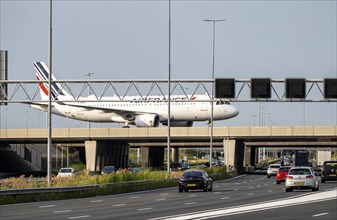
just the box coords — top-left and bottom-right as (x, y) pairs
(220, 197), (230, 200)
(248, 186), (253, 189)
(68, 215), (90, 219)
(233, 189), (239, 191)
(188, 194), (197, 197)
(256, 185), (261, 187)
(213, 192), (221, 194)
(137, 208), (152, 211)
(90, 199), (103, 203)
(160, 193), (168, 196)
(149, 189), (337, 220)
(313, 212), (329, 217)
(156, 198), (167, 201)
(39, 205), (55, 208)
(214, 186), (219, 188)
(130, 196), (140, 199)
(235, 183), (240, 185)
(247, 193), (254, 196)
(53, 210), (72, 214)
(112, 203), (126, 207)
(185, 202), (197, 205)
(267, 190), (273, 193)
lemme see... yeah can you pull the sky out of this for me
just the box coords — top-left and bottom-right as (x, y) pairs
(0, 0), (336, 129)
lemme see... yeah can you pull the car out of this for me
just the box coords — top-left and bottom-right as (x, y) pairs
(205, 158), (221, 167)
(170, 163), (181, 171)
(178, 170), (212, 192)
(283, 159), (291, 166)
(275, 166), (291, 184)
(267, 164), (281, 178)
(180, 161), (190, 170)
(57, 167), (75, 178)
(101, 166), (116, 174)
(321, 161), (337, 183)
(285, 167), (320, 192)
(170, 161), (190, 171)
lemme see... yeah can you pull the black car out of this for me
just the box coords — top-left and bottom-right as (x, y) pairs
(178, 170), (212, 192)
(180, 161), (190, 170)
(321, 161), (337, 183)
(101, 166), (116, 174)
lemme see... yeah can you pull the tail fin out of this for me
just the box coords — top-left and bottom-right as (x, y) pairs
(34, 62), (71, 100)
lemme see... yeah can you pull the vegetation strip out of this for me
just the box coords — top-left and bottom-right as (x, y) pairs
(0, 166), (236, 205)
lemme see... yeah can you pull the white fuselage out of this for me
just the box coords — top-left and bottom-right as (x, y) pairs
(31, 95), (239, 125)
(31, 62), (239, 127)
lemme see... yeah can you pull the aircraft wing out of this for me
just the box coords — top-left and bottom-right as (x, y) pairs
(64, 103), (149, 119)
(23, 101), (49, 107)
(26, 101), (155, 120)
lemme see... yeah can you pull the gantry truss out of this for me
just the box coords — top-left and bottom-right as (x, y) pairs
(0, 79), (336, 103)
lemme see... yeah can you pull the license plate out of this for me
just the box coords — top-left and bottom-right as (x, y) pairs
(187, 184), (196, 187)
(295, 182), (304, 186)
(330, 174), (336, 176)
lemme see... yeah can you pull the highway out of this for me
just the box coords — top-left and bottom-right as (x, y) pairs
(1, 174), (336, 220)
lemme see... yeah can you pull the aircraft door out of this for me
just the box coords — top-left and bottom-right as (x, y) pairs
(201, 102), (208, 111)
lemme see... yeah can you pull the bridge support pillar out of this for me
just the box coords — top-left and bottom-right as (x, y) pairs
(224, 139), (235, 168)
(244, 146), (251, 166)
(85, 140), (129, 171)
(172, 148), (179, 163)
(141, 147), (164, 168)
(224, 139), (245, 173)
(250, 146), (257, 166)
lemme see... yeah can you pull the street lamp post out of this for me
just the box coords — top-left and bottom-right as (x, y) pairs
(167, 0), (172, 173)
(84, 73), (94, 95)
(250, 114), (258, 126)
(47, 0), (53, 186)
(204, 19), (225, 168)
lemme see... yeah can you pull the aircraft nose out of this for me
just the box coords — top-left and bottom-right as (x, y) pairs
(227, 105), (239, 118)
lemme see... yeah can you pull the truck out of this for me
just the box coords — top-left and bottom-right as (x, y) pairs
(295, 150), (310, 166)
(316, 150), (332, 171)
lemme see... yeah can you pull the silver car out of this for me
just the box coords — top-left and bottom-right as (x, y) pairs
(57, 167), (75, 178)
(285, 167), (320, 192)
(267, 164), (281, 178)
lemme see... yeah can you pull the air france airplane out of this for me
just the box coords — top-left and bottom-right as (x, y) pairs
(30, 62), (239, 127)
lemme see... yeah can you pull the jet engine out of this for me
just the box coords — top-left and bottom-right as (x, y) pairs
(134, 114), (160, 127)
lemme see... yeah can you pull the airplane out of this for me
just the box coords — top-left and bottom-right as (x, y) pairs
(29, 62), (239, 127)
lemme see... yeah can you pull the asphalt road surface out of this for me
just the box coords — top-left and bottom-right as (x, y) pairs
(1, 174), (336, 220)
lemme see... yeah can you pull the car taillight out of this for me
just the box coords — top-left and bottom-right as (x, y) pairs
(287, 176), (293, 179)
(306, 175), (314, 179)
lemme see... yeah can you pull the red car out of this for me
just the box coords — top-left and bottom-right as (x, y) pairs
(276, 166), (291, 184)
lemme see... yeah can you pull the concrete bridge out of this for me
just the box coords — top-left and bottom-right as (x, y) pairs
(1, 126), (336, 172)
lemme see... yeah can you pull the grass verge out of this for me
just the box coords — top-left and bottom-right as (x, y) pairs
(0, 166), (236, 205)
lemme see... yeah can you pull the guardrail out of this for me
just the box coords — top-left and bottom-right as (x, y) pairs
(0, 171), (235, 205)
(0, 180), (157, 196)
(0, 174), (232, 196)
(0, 185), (98, 196)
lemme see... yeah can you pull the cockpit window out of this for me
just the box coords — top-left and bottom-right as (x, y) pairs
(216, 101), (231, 105)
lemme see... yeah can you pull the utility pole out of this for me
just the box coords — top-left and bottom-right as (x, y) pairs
(203, 19), (225, 168)
(167, 0), (172, 173)
(47, 0), (53, 186)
